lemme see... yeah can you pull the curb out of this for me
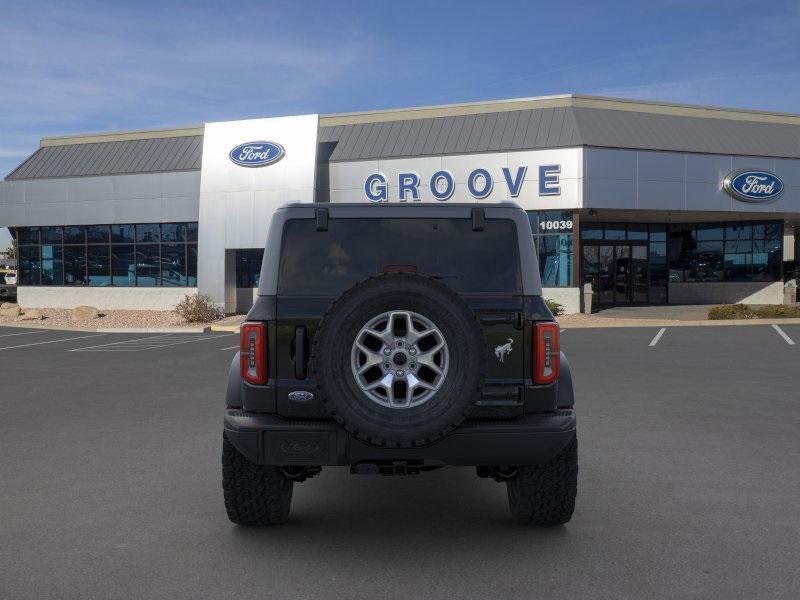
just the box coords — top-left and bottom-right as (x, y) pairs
(557, 317), (800, 329)
(210, 324), (241, 332)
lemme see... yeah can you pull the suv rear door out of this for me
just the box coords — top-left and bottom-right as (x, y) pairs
(274, 214), (525, 419)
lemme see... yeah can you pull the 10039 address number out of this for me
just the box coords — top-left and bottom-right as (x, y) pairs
(539, 220), (573, 232)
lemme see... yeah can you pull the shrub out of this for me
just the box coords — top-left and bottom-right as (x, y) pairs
(175, 294), (223, 323)
(545, 298), (565, 316)
(708, 303), (800, 320)
(754, 304), (800, 318)
(707, 304), (758, 320)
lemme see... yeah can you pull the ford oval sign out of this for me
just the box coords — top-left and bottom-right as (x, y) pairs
(229, 141), (285, 168)
(723, 169), (784, 203)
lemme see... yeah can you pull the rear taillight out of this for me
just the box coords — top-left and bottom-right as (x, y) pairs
(533, 322), (560, 385)
(240, 322), (267, 385)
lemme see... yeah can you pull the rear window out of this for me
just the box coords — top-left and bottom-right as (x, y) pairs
(278, 218), (521, 295)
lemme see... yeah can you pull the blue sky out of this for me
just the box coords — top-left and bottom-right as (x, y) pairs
(1, 0), (800, 249)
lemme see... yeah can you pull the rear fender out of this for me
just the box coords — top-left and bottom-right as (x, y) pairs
(225, 353), (242, 409)
(557, 351), (574, 408)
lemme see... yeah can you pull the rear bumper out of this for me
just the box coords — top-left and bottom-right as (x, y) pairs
(223, 409), (576, 467)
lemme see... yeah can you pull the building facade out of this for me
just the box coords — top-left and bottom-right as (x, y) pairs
(1, 94), (798, 314)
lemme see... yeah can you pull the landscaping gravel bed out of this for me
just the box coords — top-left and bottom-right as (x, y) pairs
(0, 307), (245, 331)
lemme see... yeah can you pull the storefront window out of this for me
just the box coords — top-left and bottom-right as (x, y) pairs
(111, 225), (135, 243)
(136, 245), (161, 286)
(580, 223), (602, 240)
(64, 245), (87, 285)
(64, 226), (85, 244)
(111, 245), (135, 286)
(19, 246), (40, 285)
(41, 245), (63, 285)
(87, 245), (111, 286)
(162, 244), (187, 286)
(668, 221), (782, 283)
(14, 223), (198, 288)
(528, 211), (574, 287)
(41, 227), (63, 245)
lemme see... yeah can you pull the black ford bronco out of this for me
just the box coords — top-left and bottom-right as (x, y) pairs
(223, 203), (577, 526)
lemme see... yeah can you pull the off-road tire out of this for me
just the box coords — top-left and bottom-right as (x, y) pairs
(507, 435), (578, 526)
(222, 433), (293, 525)
(312, 273), (485, 448)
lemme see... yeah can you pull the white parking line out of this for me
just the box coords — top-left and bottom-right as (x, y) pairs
(67, 333), (173, 351)
(0, 329), (49, 339)
(0, 333), (105, 351)
(220, 345), (240, 351)
(649, 327), (667, 347)
(771, 324), (796, 346)
(70, 333), (235, 352)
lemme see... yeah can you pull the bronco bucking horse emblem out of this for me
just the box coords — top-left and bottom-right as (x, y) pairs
(494, 338), (513, 363)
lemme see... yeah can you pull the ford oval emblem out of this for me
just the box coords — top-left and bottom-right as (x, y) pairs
(288, 390), (314, 403)
(723, 169), (784, 203)
(229, 141), (285, 167)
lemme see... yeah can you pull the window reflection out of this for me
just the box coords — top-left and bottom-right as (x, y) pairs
(14, 223), (198, 288)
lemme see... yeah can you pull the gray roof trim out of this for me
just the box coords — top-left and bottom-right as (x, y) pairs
(6, 135), (203, 180)
(322, 105), (800, 162)
(9, 94), (800, 180)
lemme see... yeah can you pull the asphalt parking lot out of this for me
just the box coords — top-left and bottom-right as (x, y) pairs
(1, 323), (798, 599)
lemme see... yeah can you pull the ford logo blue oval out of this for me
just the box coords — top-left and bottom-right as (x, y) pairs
(229, 141), (285, 167)
(723, 169), (784, 203)
(288, 390), (314, 403)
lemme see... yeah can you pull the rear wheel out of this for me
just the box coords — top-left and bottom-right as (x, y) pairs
(507, 435), (578, 526)
(222, 433), (293, 525)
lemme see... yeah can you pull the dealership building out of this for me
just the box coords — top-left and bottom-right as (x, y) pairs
(1, 94), (798, 314)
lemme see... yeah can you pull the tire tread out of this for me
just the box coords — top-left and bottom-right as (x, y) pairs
(507, 435), (578, 526)
(222, 433), (293, 525)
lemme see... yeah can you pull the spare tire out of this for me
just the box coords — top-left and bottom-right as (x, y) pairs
(312, 273), (485, 448)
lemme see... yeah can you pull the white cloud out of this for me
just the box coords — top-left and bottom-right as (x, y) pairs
(0, 2), (373, 175)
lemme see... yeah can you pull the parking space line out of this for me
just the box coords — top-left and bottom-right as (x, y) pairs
(771, 324), (795, 346)
(70, 333), (235, 352)
(0, 330), (49, 339)
(0, 333), (105, 351)
(67, 333), (175, 351)
(220, 345), (239, 350)
(649, 328), (667, 347)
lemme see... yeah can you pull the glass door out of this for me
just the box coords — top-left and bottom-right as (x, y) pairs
(597, 245), (615, 305)
(582, 242), (649, 305)
(614, 245), (630, 303)
(631, 245), (649, 303)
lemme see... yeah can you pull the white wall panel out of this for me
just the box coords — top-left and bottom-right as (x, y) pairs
(638, 151), (684, 182)
(685, 155), (732, 183)
(17, 286), (197, 310)
(637, 180), (683, 210)
(197, 114), (318, 308)
(585, 148), (800, 215)
(732, 156), (773, 171)
(685, 182), (732, 212)
(584, 148), (635, 180)
(0, 171), (200, 227)
(585, 179), (635, 209)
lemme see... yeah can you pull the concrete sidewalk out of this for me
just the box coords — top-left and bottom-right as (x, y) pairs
(592, 305), (712, 321)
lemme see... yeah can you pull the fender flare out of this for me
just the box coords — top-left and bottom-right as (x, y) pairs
(557, 351), (574, 408)
(225, 353), (242, 408)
